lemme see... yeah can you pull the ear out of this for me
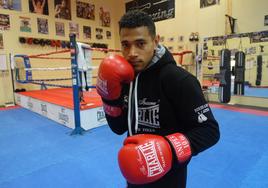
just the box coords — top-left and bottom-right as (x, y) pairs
(154, 34), (160, 47)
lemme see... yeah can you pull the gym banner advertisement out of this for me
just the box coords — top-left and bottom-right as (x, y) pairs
(125, 0), (175, 22)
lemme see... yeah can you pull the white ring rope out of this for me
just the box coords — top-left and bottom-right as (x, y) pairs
(23, 66), (98, 71)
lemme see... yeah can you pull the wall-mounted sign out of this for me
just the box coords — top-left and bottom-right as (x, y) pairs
(265, 15), (268, 26)
(125, 0), (175, 22)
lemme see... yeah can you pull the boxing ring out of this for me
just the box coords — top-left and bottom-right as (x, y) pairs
(13, 34), (122, 134)
(15, 88), (106, 131)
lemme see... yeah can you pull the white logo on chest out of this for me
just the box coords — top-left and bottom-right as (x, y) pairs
(138, 98), (160, 128)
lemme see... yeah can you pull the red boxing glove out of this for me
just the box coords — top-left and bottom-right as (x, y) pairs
(118, 133), (192, 185)
(118, 134), (173, 184)
(96, 54), (134, 117)
(165, 133), (192, 164)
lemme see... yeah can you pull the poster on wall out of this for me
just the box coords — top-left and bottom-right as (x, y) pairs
(99, 7), (110, 27)
(55, 0), (71, 20)
(200, 0), (220, 9)
(76, 1), (95, 20)
(20, 16), (31, 32)
(0, 0), (21, 11)
(29, 0), (49, 15)
(37, 18), (48, 34)
(55, 22), (65, 36)
(125, 0), (175, 22)
(0, 33), (3, 49)
(83, 26), (91, 39)
(106, 31), (111, 39)
(69, 22), (79, 38)
(0, 14), (10, 30)
(96, 28), (103, 40)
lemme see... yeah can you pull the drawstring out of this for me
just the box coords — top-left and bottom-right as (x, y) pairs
(127, 73), (140, 136)
(127, 82), (133, 136)
(134, 74), (140, 134)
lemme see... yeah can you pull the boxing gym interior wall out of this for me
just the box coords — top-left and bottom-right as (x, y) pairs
(0, 0), (126, 106)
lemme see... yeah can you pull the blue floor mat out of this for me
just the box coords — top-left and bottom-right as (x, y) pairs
(1, 107), (268, 188)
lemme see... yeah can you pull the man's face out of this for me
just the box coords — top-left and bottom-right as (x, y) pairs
(37, 0), (41, 6)
(120, 26), (159, 73)
(61, 0), (66, 7)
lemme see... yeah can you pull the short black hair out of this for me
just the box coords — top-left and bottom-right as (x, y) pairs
(119, 10), (156, 37)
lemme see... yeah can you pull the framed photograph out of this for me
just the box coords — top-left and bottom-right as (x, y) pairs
(37, 18), (48, 34)
(20, 16), (31, 32)
(83, 26), (91, 39)
(0, 14), (10, 30)
(96, 28), (103, 40)
(29, 0), (49, 15)
(0, 0), (21, 11)
(106, 31), (111, 39)
(69, 22), (79, 38)
(55, 22), (65, 36)
(265, 15), (268, 26)
(55, 0), (71, 20)
(99, 7), (110, 27)
(76, 1), (95, 20)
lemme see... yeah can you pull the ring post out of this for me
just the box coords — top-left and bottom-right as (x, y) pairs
(14, 54), (32, 83)
(69, 34), (85, 135)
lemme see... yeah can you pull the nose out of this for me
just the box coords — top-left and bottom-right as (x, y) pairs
(128, 45), (138, 58)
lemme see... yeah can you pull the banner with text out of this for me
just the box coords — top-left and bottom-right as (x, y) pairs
(125, 0), (175, 22)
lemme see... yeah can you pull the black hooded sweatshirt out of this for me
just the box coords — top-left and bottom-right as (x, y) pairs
(105, 46), (220, 188)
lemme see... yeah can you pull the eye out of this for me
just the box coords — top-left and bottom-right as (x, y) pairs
(121, 42), (129, 49)
(136, 41), (145, 48)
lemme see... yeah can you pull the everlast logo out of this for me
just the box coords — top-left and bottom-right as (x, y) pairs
(97, 110), (106, 122)
(137, 141), (164, 177)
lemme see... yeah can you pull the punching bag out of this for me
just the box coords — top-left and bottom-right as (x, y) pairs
(234, 51), (246, 95)
(218, 49), (231, 103)
(256, 55), (262, 86)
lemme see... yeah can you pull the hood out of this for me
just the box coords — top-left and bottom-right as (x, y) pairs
(145, 44), (177, 72)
